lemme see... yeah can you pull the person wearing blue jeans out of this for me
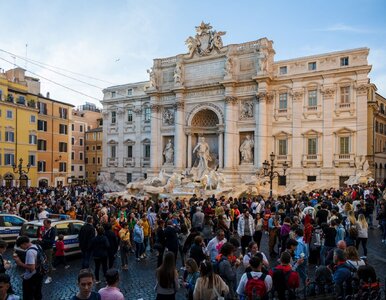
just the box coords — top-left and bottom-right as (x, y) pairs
(133, 220), (145, 261)
(294, 228), (309, 297)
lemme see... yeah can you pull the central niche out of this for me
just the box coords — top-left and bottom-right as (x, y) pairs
(190, 109), (219, 169)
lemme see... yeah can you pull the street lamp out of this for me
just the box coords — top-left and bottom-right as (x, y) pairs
(262, 152), (288, 197)
(12, 158), (31, 188)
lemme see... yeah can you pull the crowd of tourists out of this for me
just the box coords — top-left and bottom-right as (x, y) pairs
(0, 182), (386, 299)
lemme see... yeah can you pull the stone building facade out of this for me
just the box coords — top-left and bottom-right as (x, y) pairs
(101, 23), (376, 191)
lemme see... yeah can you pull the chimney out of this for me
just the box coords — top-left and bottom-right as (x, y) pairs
(46, 92), (50, 98)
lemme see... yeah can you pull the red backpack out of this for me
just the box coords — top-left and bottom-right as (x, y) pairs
(245, 272), (268, 300)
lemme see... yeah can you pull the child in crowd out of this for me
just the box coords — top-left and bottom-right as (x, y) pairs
(54, 234), (70, 269)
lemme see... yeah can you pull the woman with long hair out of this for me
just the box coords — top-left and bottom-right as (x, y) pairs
(193, 260), (229, 300)
(345, 246), (366, 269)
(182, 258), (200, 300)
(345, 210), (357, 232)
(253, 213), (263, 249)
(155, 252), (180, 300)
(356, 214), (368, 256)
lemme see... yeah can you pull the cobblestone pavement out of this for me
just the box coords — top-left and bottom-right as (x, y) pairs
(5, 226), (386, 300)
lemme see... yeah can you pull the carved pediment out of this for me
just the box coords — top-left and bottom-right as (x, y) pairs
(107, 139), (118, 144)
(273, 130), (292, 137)
(301, 129), (322, 136)
(141, 138), (151, 144)
(123, 139), (136, 145)
(333, 127), (355, 135)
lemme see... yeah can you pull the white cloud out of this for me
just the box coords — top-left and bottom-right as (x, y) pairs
(318, 23), (370, 33)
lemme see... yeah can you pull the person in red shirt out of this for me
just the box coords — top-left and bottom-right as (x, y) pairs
(53, 234), (69, 269)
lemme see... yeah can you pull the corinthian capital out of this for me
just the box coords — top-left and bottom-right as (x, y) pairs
(150, 104), (161, 113)
(256, 91), (273, 103)
(320, 87), (336, 97)
(225, 96), (238, 105)
(355, 84), (369, 95)
(173, 101), (185, 110)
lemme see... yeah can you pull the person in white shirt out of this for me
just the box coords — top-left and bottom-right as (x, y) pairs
(237, 256), (272, 298)
(38, 207), (49, 220)
(206, 230), (227, 262)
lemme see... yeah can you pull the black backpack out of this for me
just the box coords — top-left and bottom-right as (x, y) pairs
(272, 268), (297, 300)
(213, 256), (227, 274)
(29, 245), (49, 275)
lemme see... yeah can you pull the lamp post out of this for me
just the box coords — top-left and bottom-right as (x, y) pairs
(12, 158), (31, 188)
(262, 152), (288, 197)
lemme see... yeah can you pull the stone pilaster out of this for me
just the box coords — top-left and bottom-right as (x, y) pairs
(255, 91), (270, 168)
(150, 98), (161, 170)
(174, 94), (186, 170)
(224, 96), (238, 169)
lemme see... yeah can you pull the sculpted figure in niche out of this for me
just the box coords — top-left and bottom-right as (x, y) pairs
(240, 135), (254, 163)
(163, 139), (174, 164)
(224, 57), (233, 77)
(174, 62), (183, 84)
(193, 137), (212, 172)
(212, 31), (226, 50)
(257, 51), (268, 73)
(147, 68), (156, 88)
(240, 102), (253, 119)
(163, 109), (174, 126)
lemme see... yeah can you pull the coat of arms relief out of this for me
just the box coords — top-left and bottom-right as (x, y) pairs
(185, 22), (226, 58)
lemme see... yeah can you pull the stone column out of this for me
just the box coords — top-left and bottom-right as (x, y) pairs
(150, 98), (161, 171)
(174, 94), (185, 170)
(224, 96), (238, 169)
(321, 87), (336, 168)
(218, 128), (224, 169)
(256, 92), (269, 167)
(187, 131), (192, 168)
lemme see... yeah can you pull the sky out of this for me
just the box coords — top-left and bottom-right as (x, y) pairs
(0, 0), (385, 108)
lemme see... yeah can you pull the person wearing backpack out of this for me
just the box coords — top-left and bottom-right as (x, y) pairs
(237, 256), (272, 300)
(269, 252), (300, 300)
(14, 236), (44, 300)
(332, 248), (354, 298)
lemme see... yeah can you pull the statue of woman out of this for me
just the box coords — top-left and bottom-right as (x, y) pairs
(163, 139), (174, 164)
(240, 135), (254, 163)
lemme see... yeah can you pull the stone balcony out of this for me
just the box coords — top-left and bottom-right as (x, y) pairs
(123, 157), (135, 167)
(333, 153), (355, 167)
(274, 108), (292, 121)
(141, 157), (150, 167)
(107, 157), (118, 167)
(303, 105), (322, 119)
(335, 102), (355, 116)
(302, 154), (322, 167)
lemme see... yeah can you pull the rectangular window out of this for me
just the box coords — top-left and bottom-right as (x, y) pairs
(127, 173), (132, 183)
(111, 91), (116, 98)
(28, 155), (36, 166)
(72, 124), (75, 131)
(6, 110), (12, 119)
(79, 139), (83, 146)
(79, 165), (83, 171)
(85, 157), (88, 164)
(308, 90), (317, 107)
(29, 134), (37, 145)
(111, 111), (116, 124)
(37, 139), (47, 151)
(279, 66), (287, 75)
(38, 161), (46, 172)
(59, 142), (68, 152)
(59, 107), (68, 119)
(144, 107), (151, 122)
(30, 115), (36, 123)
(144, 145), (151, 158)
(111, 145), (116, 158)
(37, 120), (47, 131)
(80, 125), (83, 132)
(4, 154), (15, 165)
(38, 102), (47, 115)
(71, 165), (75, 171)
(59, 162), (67, 172)
(5, 131), (14, 142)
(307, 176), (317, 182)
(278, 139), (287, 155)
(308, 62), (317, 71)
(340, 86), (350, 103)
(127, 109), (133, 122)
(71, 152), (75, 160)
(279, 93), (288, 110)
(97, 157), (101, 164)
(127, 89), (133, 96)
(97, 146), (101, 150)
(307, 138), (317, 155)
(71, 137), (75, 145)
(59, 124), (68, 134)
(278, 175), (287, 186)
(127, 145), (133, 158)
(17, 96), (26, 105)
(79, 152), (83, 160)
(92, 157), (96, 164)
(340, 137), (350, 154)
(340, 57), (349, 66)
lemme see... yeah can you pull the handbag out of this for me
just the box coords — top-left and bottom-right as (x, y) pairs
(213, 287), (225, 300)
